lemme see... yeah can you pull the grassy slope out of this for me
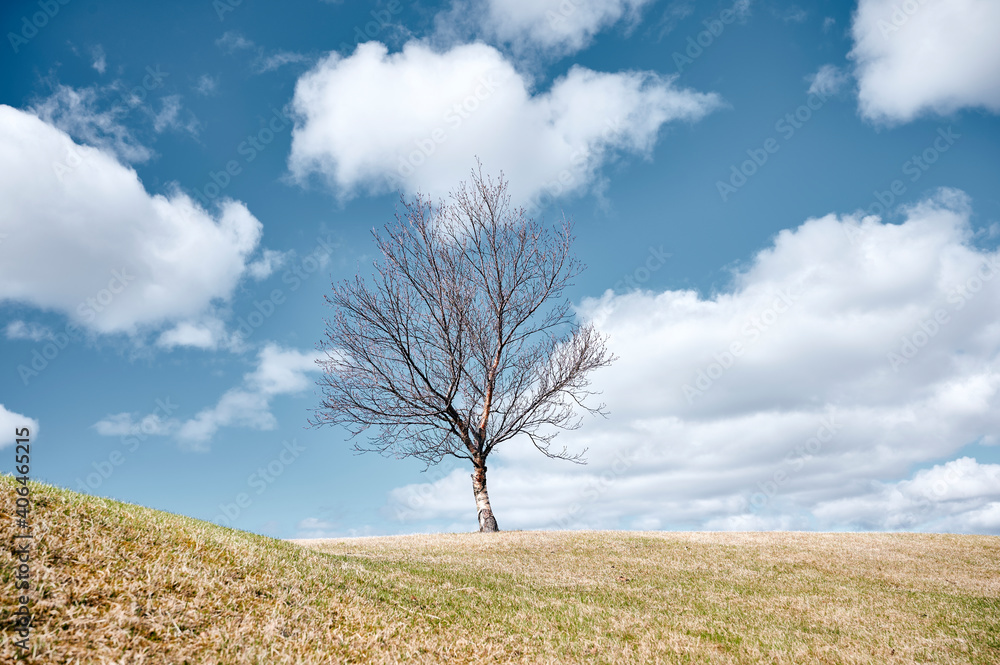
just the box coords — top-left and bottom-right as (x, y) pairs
(0, 477), (997, 664)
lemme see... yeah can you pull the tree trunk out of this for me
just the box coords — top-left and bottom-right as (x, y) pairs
(471, 464), (499, 532)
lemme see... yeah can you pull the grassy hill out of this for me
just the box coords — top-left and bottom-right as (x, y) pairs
(2, 476), (998, 664)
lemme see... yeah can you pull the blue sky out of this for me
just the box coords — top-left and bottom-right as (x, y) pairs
(2, 0), (999, 538)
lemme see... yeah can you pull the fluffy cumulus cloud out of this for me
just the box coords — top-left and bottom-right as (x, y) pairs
(0, 404), (38, 448)
(471, 0), (653, 56)
(155, 319), (231, 351)
(288, 41), (720, 205)
(849, 0), (1000, 123)
(176, 344), (322, 449)
(384, 189), (1000, 534)
(0, 105), (267, 337)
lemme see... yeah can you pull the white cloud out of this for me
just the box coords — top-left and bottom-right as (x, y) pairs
(382, 189), (1000, 534)
(704, 513), (806, 531)
(0, 404), (38, 448)
(650, 1), (695, 39)
(4, 321), (54, 342)
(91, 45), (107, 74)
(150, 95), (184, 133)
(849, 0), (1000, 123)
(0, 105), (267, 337)
(156, 319), (227, 350)
(294, 517), (341, 538)
(31, 85), (153, 164)
(247, 248), (292, 280)
(152, 245), (299, 352)
(807, 64), (849, 97)
(29, 71), (196, 159)
(458, 0), (654, 56)
(93, 412), (179, 438)
(216, 31), (253, 52)
(177, 391), (273, 447)
(295, 517), (338, 538)
(217, 31), (308, 74)
(194, 74), (218, 96)
(154, 246), (292, 351)
(256, 51), (309, 73)
(177, 344), (322, 449)
(245, 345), (321, 394)
(813, 458), (1000, 533)
(288, 41), (721, 205)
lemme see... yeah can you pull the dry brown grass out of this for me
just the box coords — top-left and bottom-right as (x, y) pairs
(2, 476), (998, 663)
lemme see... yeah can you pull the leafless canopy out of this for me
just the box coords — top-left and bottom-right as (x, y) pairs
(312, 168), (615, 472)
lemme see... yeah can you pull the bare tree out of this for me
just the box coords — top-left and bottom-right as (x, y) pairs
(312, 168), (615, 532)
